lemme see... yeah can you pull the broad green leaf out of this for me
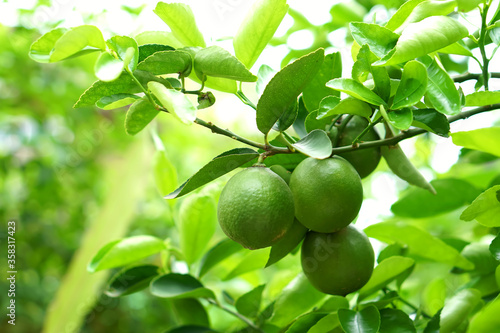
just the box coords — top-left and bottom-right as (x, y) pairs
(329, 1), (366, 27)
(489, 21), (500, 45)
(440, 289), (482, 333)
(178, 194), (217, 264)
(419, 56), (461, 115)
(107, 36), (139, 72)
(286, 313), (329, 333)
(29, 28), (66, 62)
(437, 41), (473, 56)
(291, 129), (333, 159)
(457, 0), (484, 12)
(465, 91), (500, 106)
(382, 107), (413, 130)
(412, 108), (450, 137)
(302, 52), (342, 111)
(316, 96), (341, 118)
(385, 0), (426, 31)
(358, 257), (415, 299)
(352, 45), (391, 102)
(166, 148), (259, 199)
(305, 110), (333, 133)
(153, 2), (206, 47)
(309, 313), (342, 333)
(376, 16), (468, 66)
(263, 153), (308, 171)
(233, 0), (288, 69)
(393, 0), (457, 34)
(194, 46), (257, 82)
(266, 219), (308, 267)
(338, 306), (381, 333)
(452, 128), (500, 157)
(392, 60), (427, 109)
(318, 296), (350, 312)
(360, 291), (400, 310)
(275, 101), (298, 132)
(364, 221), (474, 270)
(166, 326), (215, 333)
(138, 43), (175, 63)
(198, 239), (243, 277)
(293, 97), (309, 138)
(467, 297), (500, 333)
(460, 243), (499, 275)
(270, 274), (326, 327)
(94, 51), (124, 82)
(391, 178), (480, 218)
(423, 279), (447, 316)
(105, 265), (160, 297)
(148, 81), (196, 125)
(171, 299), (210, 327)
(326, 79), (387, 106)
(124, 99), (160, 135)
(235, 285), (265, 318)
(150, 273), (215, 299)
(257, 48), (325, 134)
(137, 50), (192, 77)
(460, 185), (500, 227)
(424, 310), (441, 333)
(491, 234), (500, 261)
(318, 97), (371, 120)
(153, 150), (178, 196)
(223, 248), (270, 281)
(135, 31), (183, 48)
(256, 64), (277, 96)
(87, 235), (166, 273)
(379, 308), (416, 333)
(349, 23), (400, 59)
(96, 94), (140, 110)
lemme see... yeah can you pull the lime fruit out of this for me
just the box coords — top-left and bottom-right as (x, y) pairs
(289, 156), (363, 233)
(338, 116), (381, 178)
(217, 166), (295, 249)
(301, 225), (374, 295)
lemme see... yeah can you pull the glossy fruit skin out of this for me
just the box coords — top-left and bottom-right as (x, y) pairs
(338, 116), (381, 178)
(289, 156), (363, 233)
(217, 166), (295, 250)
(301, 225), (374, 296)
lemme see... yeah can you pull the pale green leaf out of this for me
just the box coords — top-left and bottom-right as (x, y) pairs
(452, 127), (500, 157)
(50, 25), (106, 62)
(29, 28), (66, 63)
(393, 0), (457, 34)
(134, 31), (183, 48)
(318, 97), (371, 119)
(194, 46), (257, 82)
(96, 94), (140, 110)
(94, 52), (124, 82)
(148, 81), (196, 125)
(440, 289), (482, 333)
(326, 78), (387, 106)
(137, 50), (192, 76)
(124, 99), (160, 135)
(223, 248), (270, 281)
(385, 0), (426, 31)
(291, 130), (333, 159)
(392, 60), (427, 109)
(107, 35), (139, 72)
(349, 22), (400, 58)
(467, 297), (500, 333)
(465, 91), (500, 106)
(153, 150), (178, 197)
(460, 185), (500, 227)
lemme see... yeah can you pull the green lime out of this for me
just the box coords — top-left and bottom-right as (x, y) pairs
(289, 156), (363, 233)
(217, 166), (295, 249)
(338, 116), (381, 178)
(301, 225), (374, 295)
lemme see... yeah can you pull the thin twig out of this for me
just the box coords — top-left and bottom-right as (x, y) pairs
(452, 72), (500, 82)
(207, 299), (264, 332)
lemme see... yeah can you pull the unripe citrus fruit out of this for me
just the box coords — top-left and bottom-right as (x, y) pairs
(217, 166), (295, 250)
(338, 116), (381, 178)
(289, 156), (363, 233)
(301, 225), (374, 295)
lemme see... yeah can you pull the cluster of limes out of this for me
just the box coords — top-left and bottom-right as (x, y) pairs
(217, 116), (380, 295)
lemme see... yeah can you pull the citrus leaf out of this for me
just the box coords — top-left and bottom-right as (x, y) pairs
(148, 81), (196, 125)
(326, 78), (387, 106)
(96, 93), (140, 110)
(352, 45), (391, 102)
(150, 273), (215, 299)
(392, 0), (457, 34)
(87, 235), (166, 273)
(338, 306), (381, 333)
(364, 221), (473, 270)
(491, 234), (500, 261)
(308, 313), (342, 333)
(392, 60), (427, 109)
(29, 28), (67, 63)
(286, 313), (330, 333)
(170, 299), (210, 328)
(412, 108), (450, 137)
(94, 51), (124, 82)
(452, 128), (500, 157)
(137, 43), (175, 63)
(153, 150), (178, 196)
(266, 219), (308, 267)
(316, 96), (341, 119)
(379, 308), (416, 333)
(440, 289), (482, 333)
(305, 110), (333, 133)
(135, 31), (183, 48)
(460, 185), (500, 227)
(291, 129), (332, 159)
(275, 100), (299, 132)
(194, 46), (257, 82)
(465, 91), (500, 106)
(124, 99), (160, 135)
(165, 326), (216, 333)
(105, 265), (160, 297)
(467, 294), (500, 332)
(223, 248), (270, 281)
(137, 50), (192, 76)
(256, 64), (277, 96)
(198, 239), (244, 278)
(382, 107), (413, 130)
(235, 285), (265, 318)
(257, 48), (325, 134)
(319, 97), (372, 120)
(166, 148), (259, 199)
(437, 41), (473, 56)
(153, 2), (206, 47)
(233, 0), (288, 69)
(385, 0), (425, 31)
(350, 22), (400, 59)
(456, 0), (484, 12)
(107, 35), (139, 72)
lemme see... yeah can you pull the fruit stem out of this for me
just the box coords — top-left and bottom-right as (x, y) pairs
(332, 114), (354, 147)
(207, 298), (264, 332)
(351, 116), (383, 146)
(235, 90), (257, 110)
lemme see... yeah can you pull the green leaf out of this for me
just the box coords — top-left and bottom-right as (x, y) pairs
(275, 101), (299, 132)
(256, 65), (277, 96)
(452, 128), (500, 157)
(266, 219), (308, 267)
(135, 31), (183, 48)
(437, 41), (473, 56)
(137, 43), (175, 63)
(440, 289), (482, 333)
(197, 92), (216, 110)
(194, 46), (257, 82)
(316, 96), (341, 118)
(257, 48), (325, 134)
(286, 313), (330, 333)
(305, 110), (332, 133)
(137, 50), (192, 77)
(489, 21), (500, 45)
(235, 285), (265, 318)
(491, 234), (500, 261)
(153, 2), (206, 47)
(94, 52), (124, 82)
(460, 185), (500, 227)
(456, 0), (484, 12)
(150, 273), (215, 299)
(467, 297), (500, 333)
(198, 239), (243, 277)
(107, 36), (139, 72)
(308, 313), (342, 333)
(352, 45), (391, 102)
(376, 16), (469, 66)
(385, 0), (426, 31)
(364, 221), (474, 270)
(87, 236), (166, 273)
(350, 23), (400, 59)
(166, 148), (259, 199)
(124, 99), (160, 135)
(302, 52), (342, 111)
(392, 60), (427, 109)
(326, 79), (387, 106)
(293, 97), (309, 138)
(223, 248), (269, 281)
(460, 243), (499, 275)
(166, 326), (215, 333)
(318, 97), (371, 120)
(423, 279), (446, 316)
(171, 299), (210, 328)
(412, 108), (450, 137)
(291, 130), (333, 159)
(424, 310), (441, 333)
(29, 28), (67, 62)
(392, 0), (457, 34)
(379, 308), (416, 333)
(358, 257), (415, 299)
(152, 148), (178, 197)
(383, 107), (413, 130)
(465, 91), (500, 106)
(105, 265), (160, 297)
(391, 178), (480, 218)
(338, 306), (381, 333)
(148, 81), (196, 125)
(419, 55), (461, 115)
(233, 0), (288, 69)
(178, 194), (217, 264)
(96, 94), (140, 110)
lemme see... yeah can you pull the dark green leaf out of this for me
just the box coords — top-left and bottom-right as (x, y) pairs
(166, 148), (259, 199)
(266, 219), (308, 267)
(412, 108), (450, 137)
(423, 309), (441, 333)
(350, 22), (399, 58)
(197, 92), (216, 110)
(150, 273), (215, 299)
(107, 35), (139, 72)
(165, 326), (216, 333)
(96, 93), (140, 110)
(338, 306), (380, 333)
(490, 234), (500, 261)
(384, 108), (413, 130)
(293, 97), (309, 138)
(326, 79), (386, 106)
(318, 97), (371, 120)
(171, 299), (210, 327)
(148, 81), (196, 124)
(318, 296), (350, 312)
(194, 46), (257, 82)
(105, 265), (160, 297)
(198, 239), (244, 277)
(125, 99), (160, 135)
(235, 284), (265, 318)
(460, 185), (500, 227)
(137, 50), (192, 77)
(379, 308), (416, 333)
(263, 153), (308, 171)
(392, 60), (427, 109)
(257, 48), (325, 134)
(305, 110), (333, 133)
(138, 43), (175, 63)
(291, 130), (332, 159)
(94, 51), (124, 82)
(440, 289), (482, 333)
(285, 313), (329, 333)
(276, 100), (298, 132)
(359, 291), (400, 310)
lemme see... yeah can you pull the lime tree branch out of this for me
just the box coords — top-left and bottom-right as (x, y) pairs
(452, 72), (500, 83)
(207, 298), (263, 333)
